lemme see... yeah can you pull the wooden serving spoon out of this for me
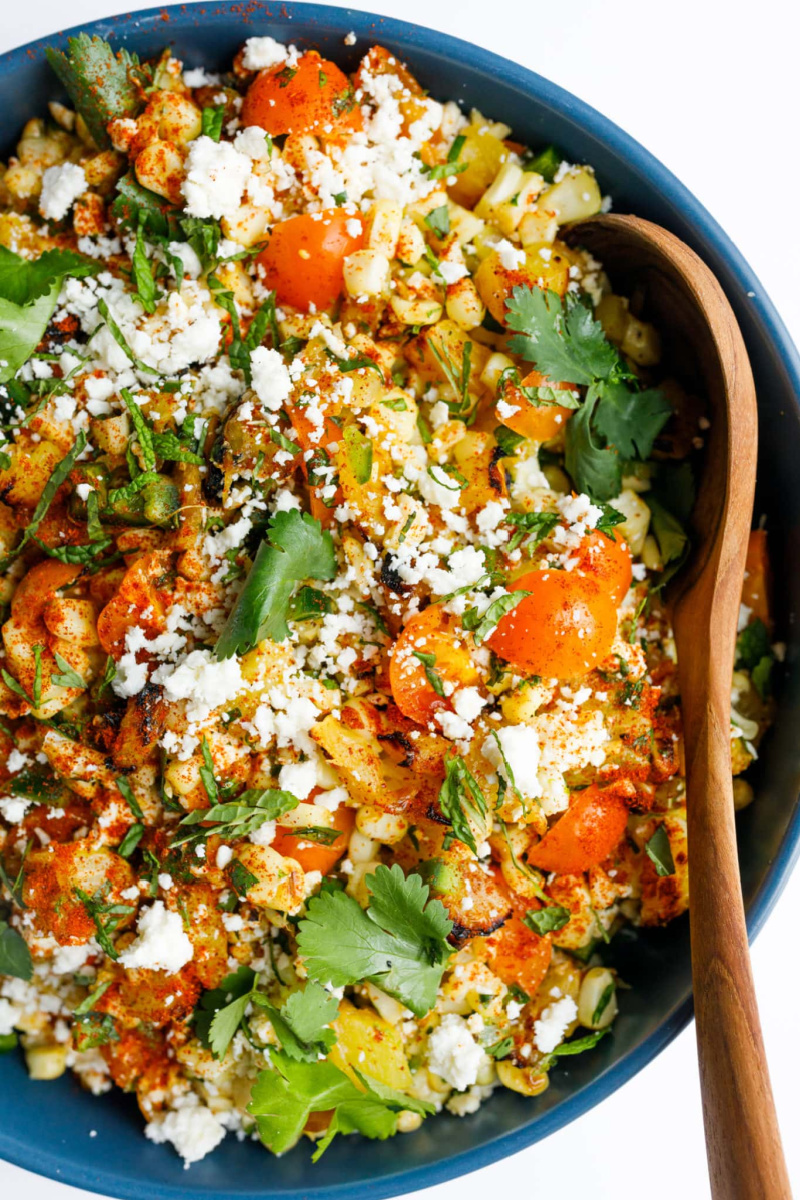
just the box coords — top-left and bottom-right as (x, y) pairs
(566, 214), (791, 1199)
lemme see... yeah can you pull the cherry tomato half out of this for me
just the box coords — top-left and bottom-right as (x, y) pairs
(271, 805), (355, 875)
(389, 604), (480, 725)
(256, 209), (365, 312)
(486, 569), (617, 679)
(526, 784), (630, 874)
(496, 369), (575, 442)
(241, 51), (359, 138)
(575, 528), (633, 607)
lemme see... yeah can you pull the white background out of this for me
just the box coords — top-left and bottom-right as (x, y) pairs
(2, 1), (799, 1197)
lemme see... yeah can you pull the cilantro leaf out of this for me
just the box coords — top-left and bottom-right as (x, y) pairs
(591, 380), (671, 460)
(253, 981), (339, 1062)
(0, 246), (99, 308)
(195, 965), (256, 1057)
(0, 921), (32, 980)
(45, 34), (145, 149)
(647, 495), (690, 590)
(564, 389), (622, 501)
(296, 864), (452, 1017)
(506, 287), (622, 386)
(215, 510), (336, 658)
(0, 287), (59, 385)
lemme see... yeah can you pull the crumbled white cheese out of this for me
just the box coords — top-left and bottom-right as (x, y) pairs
(427, 1013), (488, 1091)
(0, 796), (30, 824)
(145, 1101), (226, 1166)
(278, 759), (320, 801)
(155, 650), (244, 723)
(494, 238), (526, 270)
(119, 901), (194, 975)
(182, 136), (252, 220)
(533, 995), (578, 1054)
(482, 724), (541, 799)
(250, 346), (292, 411)
(39, 163), (86, 221)
(241, 36), (296, 71)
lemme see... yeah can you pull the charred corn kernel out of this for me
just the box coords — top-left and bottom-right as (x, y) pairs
(165, 756), (201, 797)
(621, 313), (661, 366)
(82, 150), (124, 191)
(519, 208), (559, 246)
(343, 249), (391, 298)
(496, 1060), (549, 1096)
(348, 829), (378, 864)
(538, 166), (602, 225)
(25, 1043), (68, 1081)
(733, 779), (755, 811)
(355, 806), (408, 844)
(4, 164), (42, 201)
(90, 413), (130, 457)
(396, 219), (425, 265)
(446, 277), (485, 330)
(367, 199), (403, 257)
(390, 292), (443, 326)
(577, 967), (618, 1029)
(134, 139), (185, 204)
(501, 683), (545, 724)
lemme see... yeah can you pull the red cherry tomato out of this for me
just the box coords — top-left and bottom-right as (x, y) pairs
(389, 605), (480, 725)
(526, 784), (630, 874)
(271, 805), (355, 875)
(256, 209), (365, 312)
(241, 51), (359, 138)
(486, 569), (618, 679)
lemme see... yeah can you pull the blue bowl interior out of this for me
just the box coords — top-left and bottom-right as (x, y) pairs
(1, 5), (799, 1199)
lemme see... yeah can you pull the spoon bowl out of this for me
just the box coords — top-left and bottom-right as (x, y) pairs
(568, 213), (789, 1199)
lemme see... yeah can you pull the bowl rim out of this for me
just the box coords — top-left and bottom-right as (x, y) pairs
(1, 4), (800, 1198)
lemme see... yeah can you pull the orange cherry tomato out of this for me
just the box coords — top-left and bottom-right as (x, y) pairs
(575, 529), (633, 606)
(496, 369), (575, 442)
(256, 210), (365, 312)
(97, 551), (169, 658)
(241, 51), (359, 138)
(741, 528), (771, 630)
(486, 569), (617, 679)
(271, 805), (355, 875)
(285, 398), (344, 524)
(389, 605), (480, 725)
(485, 912), (553, 996)
(526, 784), (630, 874)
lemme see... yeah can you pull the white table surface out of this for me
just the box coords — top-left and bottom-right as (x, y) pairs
(2, 1), (799, 1196)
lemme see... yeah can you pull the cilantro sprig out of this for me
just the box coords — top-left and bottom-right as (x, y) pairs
(296, 864), (453, 1017)
(46, 34), (146, 148)
(215, 510), (336, 658)
(0, 249), (99, 383)
(505, 287), (672, 500)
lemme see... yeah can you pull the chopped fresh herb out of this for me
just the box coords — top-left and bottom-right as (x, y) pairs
(195, 965), (256, 1057)
(647, 495), (691, 590)
(494, 424), (526, 457)
(289, 825), (341, 847)
(521, 144), (561, 181)
(73, 1010), (119, 1051)
(0, 430), (87, 573)
(251, 980), (339, 1062)
(523, 905), (571, 935)
(381, 396), (408, 412)
(506, 510), (559, 553)
(411, 650), (445, 697)
(0, 245), (99, 308)
(424, 205), (451, 238)
(483, 1035), (514, 1060)
(296, 863), (453, 1016)
(2, 668), (32, 706)
(201, 106), (226, 141)
(215, 510), (336, 657)
(130, 226), (158, 314)
(95, 298), (159, 375)
(51, 652), (85, 690)
(73, 887), (136, 960)
(230, 859), (259, 899)
(644, 823), (675, 877)
(115, 776), (144, 820)
(117, 823), (144, 858)
(173, 788), (299, 846)
(289, 586), (335, 621)
(462, 591), (528, 646)
(199, 736), (218, 805)
(0, 920), (32, 980)
(416, 412), (433, 444)
(542, 1028), (610, 1067)
(591, 982), (615, 1025)
(437, 755), (487, 855)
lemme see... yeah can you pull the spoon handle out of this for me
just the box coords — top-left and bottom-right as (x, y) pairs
(682, 608), (791, 1198)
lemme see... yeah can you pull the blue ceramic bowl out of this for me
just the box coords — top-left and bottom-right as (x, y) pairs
(2, 5), (799, 1198)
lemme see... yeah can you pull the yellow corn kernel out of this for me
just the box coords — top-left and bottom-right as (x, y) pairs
(355, 806), (408, 844)
(25, 1043), (68, 1081)
(348, 829), (379, 864)
(367, 199), (403, 257)
(519, 208), (559, 247)
(134, 139), (185, 205)
(445, 277), (485, 330)
(389, 291), (443, 326)
(221, 201), (271, 248)
(577, 967), (618, 1029)
(496, 1060), (549, 1096)
(395, 219), (425, 265)
(234, 843), (305, 912)
(343, 249), (391, 297)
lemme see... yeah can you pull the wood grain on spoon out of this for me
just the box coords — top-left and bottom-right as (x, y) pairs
(567, 214), (791, 1199)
